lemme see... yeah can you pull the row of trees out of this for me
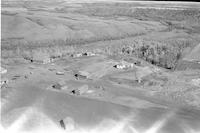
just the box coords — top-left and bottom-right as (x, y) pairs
(121, 41), (186, 70)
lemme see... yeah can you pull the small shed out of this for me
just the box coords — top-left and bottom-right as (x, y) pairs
(74, 71), (90, 80)
(83, 52), (95, 56)
(71, 53), (82, 58)
(71, 85), (89, 95)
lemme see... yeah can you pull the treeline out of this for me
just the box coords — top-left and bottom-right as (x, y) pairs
(1, 36), (195, 71)
(122, 44), (180, 69)
(107, 39), (193, 70)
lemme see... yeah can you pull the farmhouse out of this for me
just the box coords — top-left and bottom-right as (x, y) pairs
(114, 61), (134, 69)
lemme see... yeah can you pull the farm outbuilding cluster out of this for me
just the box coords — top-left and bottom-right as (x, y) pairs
(71, 52), (95, 58)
